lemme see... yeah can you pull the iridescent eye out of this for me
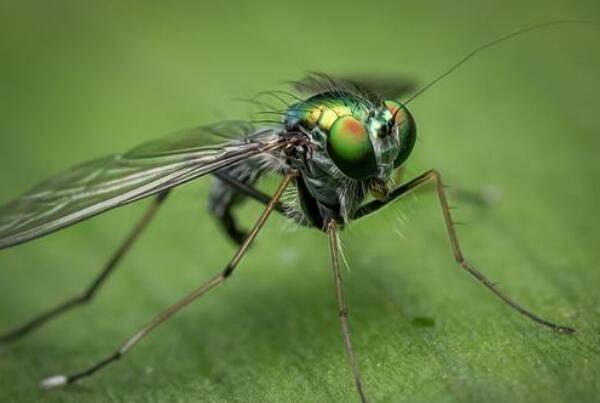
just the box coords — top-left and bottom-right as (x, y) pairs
(327, 116), (377, 179)
(385, 100), (417, 168)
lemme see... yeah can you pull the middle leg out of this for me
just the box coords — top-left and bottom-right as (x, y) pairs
(40, 171), (296, 389)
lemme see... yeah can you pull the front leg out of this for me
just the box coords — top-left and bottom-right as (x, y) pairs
(327, 220), (368, 403)
(352, 169), (575, 334)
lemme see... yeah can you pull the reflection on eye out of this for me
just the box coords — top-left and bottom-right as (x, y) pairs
(384, 100), (417, 168)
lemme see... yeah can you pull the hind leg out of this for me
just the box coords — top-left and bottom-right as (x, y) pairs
(209, 168), (286, 245)
(0, 191), (170, 343)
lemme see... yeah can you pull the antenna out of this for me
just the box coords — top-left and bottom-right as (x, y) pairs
(404, 20), (599, 105)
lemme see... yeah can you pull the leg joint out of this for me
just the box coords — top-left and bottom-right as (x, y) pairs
(222, 264), (234, 278)
(76, 292), (93, 304)
(425, 169), (441, 183)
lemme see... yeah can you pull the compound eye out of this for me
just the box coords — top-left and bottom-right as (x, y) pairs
(384, 100), (417, 168)
(327, 116), (377, 179)
(384, 100), (410, 126)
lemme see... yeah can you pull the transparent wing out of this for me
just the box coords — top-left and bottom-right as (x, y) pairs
(292, 72), (417, 101)
(0, 122), (286, 250)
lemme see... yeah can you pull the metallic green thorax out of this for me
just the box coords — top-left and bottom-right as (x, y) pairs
(284, 93), (371, 135)
(284, 92), (416, 181)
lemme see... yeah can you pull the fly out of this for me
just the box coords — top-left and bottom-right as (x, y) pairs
(0, 20), (597, 403)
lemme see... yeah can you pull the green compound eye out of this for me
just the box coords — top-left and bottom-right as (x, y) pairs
(327, 116), (377, 179)
(384, 100), (417, 168)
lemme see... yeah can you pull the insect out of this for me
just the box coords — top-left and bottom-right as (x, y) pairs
(0, 20), (596, 403)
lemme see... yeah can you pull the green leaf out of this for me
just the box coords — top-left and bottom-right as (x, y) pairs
(1, 1), (599, 402)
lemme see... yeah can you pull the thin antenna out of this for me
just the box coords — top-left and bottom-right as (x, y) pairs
(404, 20), (599, 105)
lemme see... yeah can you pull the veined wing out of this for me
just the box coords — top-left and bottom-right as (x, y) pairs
(0, 122), (286, 250)
(293, 72), (417, 101)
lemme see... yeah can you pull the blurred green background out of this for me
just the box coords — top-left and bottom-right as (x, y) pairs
(1, 1), (599, 402)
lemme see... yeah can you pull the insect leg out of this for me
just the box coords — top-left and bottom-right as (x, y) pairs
(210, 171), (286, 245)
(39, 172), (295, 390)
(352, 170), (575, 334)
(390, 166), (496, 208)
(212, 171), (286, 213)
(327, 220), (368, 403)
(0, 190), (171, 344)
